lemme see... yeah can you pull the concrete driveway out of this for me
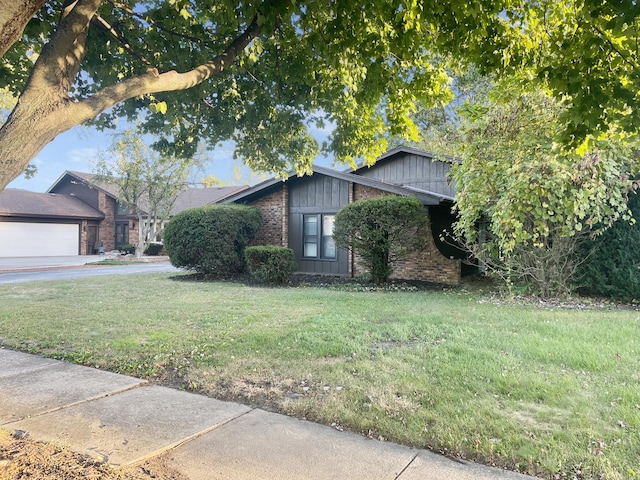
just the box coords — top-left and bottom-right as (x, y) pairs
(0, 255), (180, 284)
(0, 255), (105, 271)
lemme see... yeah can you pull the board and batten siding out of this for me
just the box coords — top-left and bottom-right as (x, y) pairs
(288, 174), (350, 211)
(288, 174), (350, 275)
(357, 153), (455, 198)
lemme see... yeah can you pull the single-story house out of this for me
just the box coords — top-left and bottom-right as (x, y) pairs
(0, 171), (247, 257)
(0, 146), (466, 285)
(223, 146), (467, 285)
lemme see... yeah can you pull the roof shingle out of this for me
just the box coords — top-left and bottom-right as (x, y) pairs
(0, 189), (104, 219)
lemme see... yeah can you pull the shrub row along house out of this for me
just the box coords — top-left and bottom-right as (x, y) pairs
(222, 146), (467, 285)
(0, 147), (467, 285)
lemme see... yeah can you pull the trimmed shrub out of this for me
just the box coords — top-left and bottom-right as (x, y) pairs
(245, 246), (296, 284)
(119, 243), (136, 255)
(576, 192), (640, 300)
(333, 195), (428, 284)
(143, 243), (164, 256)
(163, 204), (262, 276)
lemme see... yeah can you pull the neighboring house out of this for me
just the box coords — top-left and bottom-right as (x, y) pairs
(0, 189), (104, 257)
(224, 146), (467, 285)
(0, 171), (247, 257)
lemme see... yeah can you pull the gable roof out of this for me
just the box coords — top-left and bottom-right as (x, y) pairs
(223, 157), (455, 206)
(48, 170), (249, 216)
(0, 189), (104, 220)
(170, 185), (249, 215)
(47, 170), (115, 196)
(347, 146), (459, 173)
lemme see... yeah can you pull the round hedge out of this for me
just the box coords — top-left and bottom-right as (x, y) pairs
(163, 204), (262, 276)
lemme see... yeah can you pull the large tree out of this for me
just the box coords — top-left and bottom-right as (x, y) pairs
(0, 0), (455, 190)
(449, 89), (635, 296)
(1, 1), (639, 191)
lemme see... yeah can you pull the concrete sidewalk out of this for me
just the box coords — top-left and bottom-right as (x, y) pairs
(0, 348), (537, 479)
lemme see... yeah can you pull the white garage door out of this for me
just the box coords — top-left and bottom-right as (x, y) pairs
(0, 223), (79, 257)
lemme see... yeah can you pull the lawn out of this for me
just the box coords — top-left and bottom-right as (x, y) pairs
(0, 272), (638, 479)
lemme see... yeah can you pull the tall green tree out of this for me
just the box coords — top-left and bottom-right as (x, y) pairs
(411, 64), (492, 156)
(94, 129), (195, 257)
(2, 1), (640, 191)
(0, 0), (455, 190)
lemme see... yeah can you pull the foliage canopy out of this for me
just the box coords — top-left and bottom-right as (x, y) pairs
(447, 89), (635, 296)
(2, 0), (640, 189)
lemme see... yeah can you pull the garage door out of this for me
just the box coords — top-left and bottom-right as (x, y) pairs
(0, 223), (79, 257)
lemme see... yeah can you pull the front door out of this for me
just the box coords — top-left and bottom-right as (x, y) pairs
(115, 221), (129, 250)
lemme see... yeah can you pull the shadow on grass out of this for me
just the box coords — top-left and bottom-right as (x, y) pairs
(167, 270), (478, 293)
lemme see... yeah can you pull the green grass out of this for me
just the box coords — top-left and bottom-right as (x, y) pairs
(0, 273), (638, 479)
(86, 260), (146, 265)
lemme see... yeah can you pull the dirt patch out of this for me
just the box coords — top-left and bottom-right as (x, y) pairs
(0, 430), (187, 480)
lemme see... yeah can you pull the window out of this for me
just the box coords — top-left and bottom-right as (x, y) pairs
(116, 201), (129, 216)
(303, 214), (336, 260)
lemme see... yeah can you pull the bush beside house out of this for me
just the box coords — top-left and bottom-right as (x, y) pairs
(333, 195), (429, 284)
(163, 204), (262, 276)
(143, 243), (164, 256)
(576, 192), (640, 300)
(245, 246), (296, 284)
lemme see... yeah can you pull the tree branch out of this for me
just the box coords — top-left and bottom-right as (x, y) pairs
(0, 0), (47, 58)
(590, 22), (640, 70)
(91, 13), (152, 66)
(26, 0), (102, 93)
(106, 0), (217, 50)
(72, 9), (265, 122)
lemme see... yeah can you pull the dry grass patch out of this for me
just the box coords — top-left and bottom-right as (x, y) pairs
(0, 273), (639, 479)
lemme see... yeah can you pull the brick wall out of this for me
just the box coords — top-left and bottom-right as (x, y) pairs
(353, 184), (386, 202)
(248, 186), (288, 247)
(391, 220), (461, 285)
(98, 192), (116, 251)
(79, 221), (88, 255)
(351, 184), (460, 285)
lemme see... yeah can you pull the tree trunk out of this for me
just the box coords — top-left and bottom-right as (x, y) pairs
(0, 0), (266, 191)
(136, 212), (145, 258)
(0, 92), (78, 189)
(0, 0), (47, 58)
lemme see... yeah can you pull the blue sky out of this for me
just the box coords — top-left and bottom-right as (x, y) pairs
(7, 123), (336, 192)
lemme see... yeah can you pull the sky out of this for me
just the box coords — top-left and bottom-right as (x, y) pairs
(6, 123), (336, 193)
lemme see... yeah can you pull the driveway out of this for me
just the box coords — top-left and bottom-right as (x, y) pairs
(0, 256), (180, 284)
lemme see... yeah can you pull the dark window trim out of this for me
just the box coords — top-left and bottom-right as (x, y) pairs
(302, 213), (337, 261)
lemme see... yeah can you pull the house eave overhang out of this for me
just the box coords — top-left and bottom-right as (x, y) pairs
(343, 146), (461, 174)
(47, 171), (118, 199)
(312, 165), (451, 205)
(222, 176), (288, 204)
(222, 164), (453, 206)
(397, 184), (455, 204)
(0, 209), (105, 221)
